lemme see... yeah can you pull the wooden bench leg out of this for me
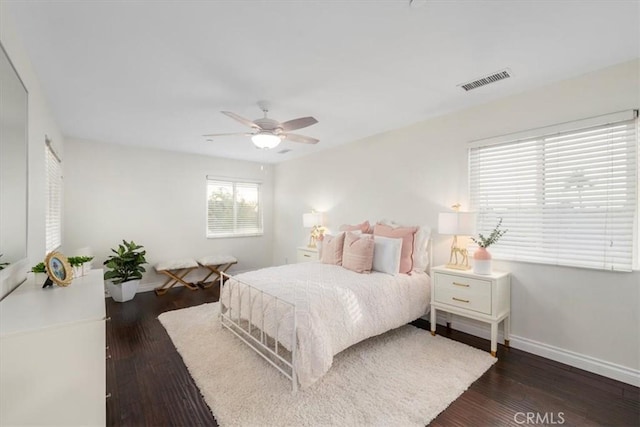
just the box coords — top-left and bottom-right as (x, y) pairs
(154, 267), (198, 295)
(198, 262), (236, 289)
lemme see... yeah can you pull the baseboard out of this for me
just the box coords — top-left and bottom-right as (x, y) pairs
(435, 314), (639, 387)
(508, 334), (640, 387)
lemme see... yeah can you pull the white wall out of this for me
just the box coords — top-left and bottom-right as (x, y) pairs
(273, 59), (640, 385)
(63, 139), (274, 288)
(0, 4), (65, 300)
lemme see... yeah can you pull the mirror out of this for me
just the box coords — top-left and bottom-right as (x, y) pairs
(0, 42), (28, 270)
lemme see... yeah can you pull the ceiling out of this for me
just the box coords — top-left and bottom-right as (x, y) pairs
(5, 0), (639, 164)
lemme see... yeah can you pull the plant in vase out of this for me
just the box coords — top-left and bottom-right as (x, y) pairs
(73, 255), (94, 276)
(103, 240), (147, 302)
(31, 261), (47, 284)
(471, 218), (507, 275)
(68, 256), (85, 278)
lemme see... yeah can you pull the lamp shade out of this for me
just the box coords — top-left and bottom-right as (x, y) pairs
(252, 133), (282, 149)
(303, 212), (323, 228)
(438, 212), (476, 235)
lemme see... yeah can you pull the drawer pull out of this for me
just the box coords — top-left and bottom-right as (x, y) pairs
(304, 254), (311, 258)
(106, 354), (112, 360)
(452, 297), (470, 303)
(452, 282), (470, 287)
(106, 393), (112, 399)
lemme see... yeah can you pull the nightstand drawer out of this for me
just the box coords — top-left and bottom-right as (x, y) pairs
(297, 247), (319, 263)
(434, 274), (492, 315)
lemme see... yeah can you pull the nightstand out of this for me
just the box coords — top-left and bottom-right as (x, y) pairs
(430, 265), (511, 357)
(296, 246), (319, 263)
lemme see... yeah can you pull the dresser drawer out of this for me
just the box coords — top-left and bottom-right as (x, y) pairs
(434, 273), (492, 315)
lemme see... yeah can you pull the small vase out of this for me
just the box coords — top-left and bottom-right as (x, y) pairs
(473, 247), (492, 275)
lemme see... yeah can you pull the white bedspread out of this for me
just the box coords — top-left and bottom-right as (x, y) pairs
(220, 262), (431, 389)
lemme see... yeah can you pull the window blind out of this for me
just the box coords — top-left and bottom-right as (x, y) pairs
(45, 144), (62, 254)
(469, 115), (638, 271)
(206, 178), (263, 237)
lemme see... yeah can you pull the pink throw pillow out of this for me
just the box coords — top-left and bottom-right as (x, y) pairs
(342, 232), (375, 273)
(320, 233), (346, 266)
(374, 223), (418, 274)
(339, 220), (373, 234)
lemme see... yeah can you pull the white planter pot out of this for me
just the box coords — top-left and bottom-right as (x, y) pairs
(32, 272), (48, 286)
(82, 262), (92, 276)
(73, 266), (83, 278)
(106, 279), (140, 302)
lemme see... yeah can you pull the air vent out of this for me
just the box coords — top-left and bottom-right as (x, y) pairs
(458, 69), (512, 91)
(278, 148), (292, 154)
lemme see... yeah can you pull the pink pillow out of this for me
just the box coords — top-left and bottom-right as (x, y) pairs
(320, 233), (345, 266)
(342, 232), (375, 274)
(374, 223), (418, 274)
(339, 220), (373, 234)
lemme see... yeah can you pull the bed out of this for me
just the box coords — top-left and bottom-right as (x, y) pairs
(219, 259), (431, 391)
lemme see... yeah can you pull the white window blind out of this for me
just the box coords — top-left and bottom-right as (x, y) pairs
(469, 113), (638, 271)
(206, 178), (263, 238)
(45, 143), (62, 254)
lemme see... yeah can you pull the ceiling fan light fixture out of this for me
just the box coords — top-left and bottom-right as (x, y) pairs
(251, 132), (282, 149)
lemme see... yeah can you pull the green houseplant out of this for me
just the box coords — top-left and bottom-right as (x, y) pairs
(68, 255), (94, 277)
(103, 240), (147, 302)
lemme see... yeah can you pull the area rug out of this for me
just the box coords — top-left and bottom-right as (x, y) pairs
(158, 302), (496, 426)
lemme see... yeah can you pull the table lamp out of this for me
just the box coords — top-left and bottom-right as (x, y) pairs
(438, 204), (476, 270)
(303, 211), (326, 248)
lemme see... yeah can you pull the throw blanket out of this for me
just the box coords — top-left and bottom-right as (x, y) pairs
(220, 263), (431, 388)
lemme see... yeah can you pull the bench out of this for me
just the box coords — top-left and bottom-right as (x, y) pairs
(154, 258), (199, 295)
(196, 255), (238, 288)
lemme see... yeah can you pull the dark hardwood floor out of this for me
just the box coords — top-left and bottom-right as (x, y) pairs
(106, 288), (639, 426)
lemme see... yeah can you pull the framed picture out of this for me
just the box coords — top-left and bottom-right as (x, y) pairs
(45, 251), (73, 287)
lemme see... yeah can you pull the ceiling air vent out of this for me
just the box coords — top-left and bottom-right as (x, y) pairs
(458, 69), (512, 91)
(278, 148), (292, 154)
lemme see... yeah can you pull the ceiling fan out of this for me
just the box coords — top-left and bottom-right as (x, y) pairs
(204, 101), (319, 149)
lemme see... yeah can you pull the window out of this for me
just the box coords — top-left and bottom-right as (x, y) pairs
(206, 177), (263, 238)
(45, 141), (62, 253)
(469, 111), (638, 271)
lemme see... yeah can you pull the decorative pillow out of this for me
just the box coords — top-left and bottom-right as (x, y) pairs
(372, 236), (403, 275)
(320, 233), (345, 266)
(412, 226), (432, 272)
(339, 220), (373, 234)
(373, 223), (418, 274)
(378, 220), (431, 272)
(342, 232), (375, 274)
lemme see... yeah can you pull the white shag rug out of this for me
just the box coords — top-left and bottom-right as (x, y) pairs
(158, 302), (496, 427)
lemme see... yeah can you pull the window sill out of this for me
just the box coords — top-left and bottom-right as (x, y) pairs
(207, 233), (264, 239)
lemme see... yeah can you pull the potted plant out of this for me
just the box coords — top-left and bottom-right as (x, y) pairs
(103, 240), (147, 302)
(80, 255), (94, 275)
(471, 218), (507, 275)
(68, 256), (85, 278)
(31, 261), (47, 284)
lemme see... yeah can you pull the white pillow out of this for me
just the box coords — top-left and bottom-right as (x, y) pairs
(412, 226), (432, 272)
(372, 235), (403, 275)
(378, 219), (431, 272)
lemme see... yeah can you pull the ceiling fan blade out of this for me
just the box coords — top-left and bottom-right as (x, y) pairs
(202, 132), (252, 138)
(284, 133), (319, 144)
(221, 111), (260, 129)
(280, 117), (318, 132)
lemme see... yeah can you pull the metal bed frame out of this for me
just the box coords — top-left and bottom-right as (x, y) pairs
(218, 239), (432, 393)
(219, 271), (299, 392)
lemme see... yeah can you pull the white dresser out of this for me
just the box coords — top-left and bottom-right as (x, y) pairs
(0, 269), (107, 426)
(430, 265), (511, 357)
